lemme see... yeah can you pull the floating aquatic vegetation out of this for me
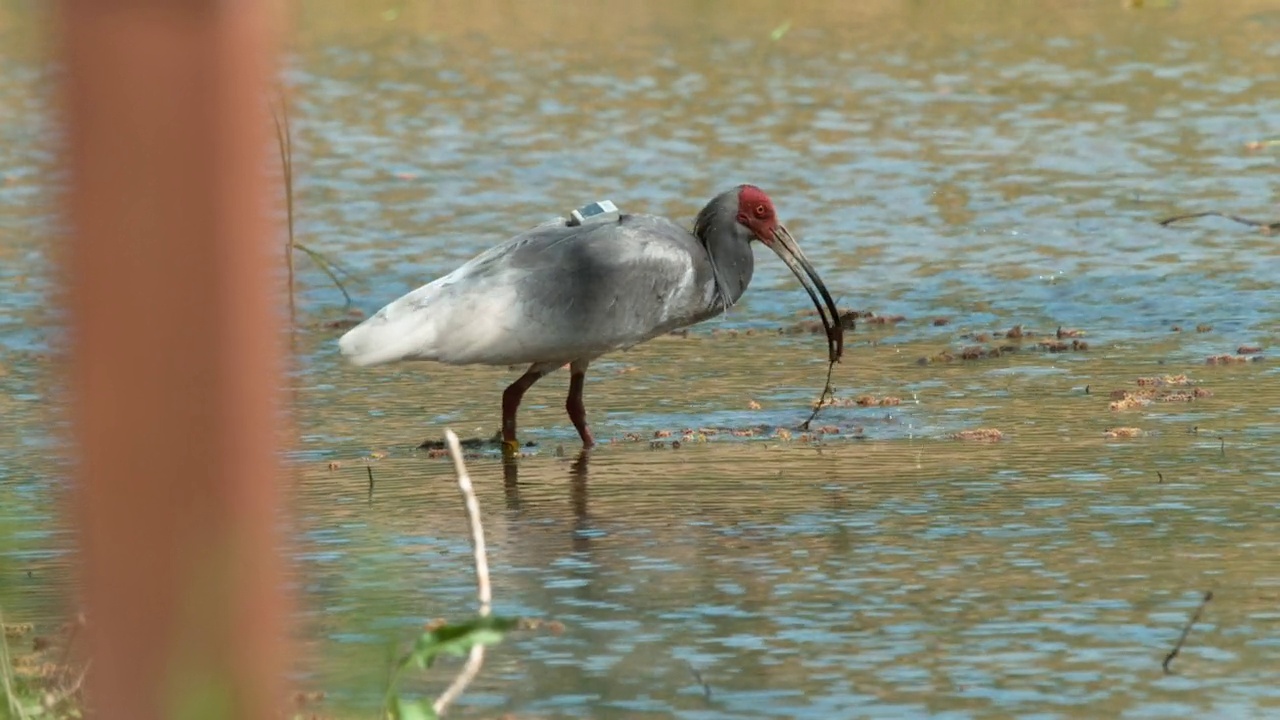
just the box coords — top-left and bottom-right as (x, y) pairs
(951, 428), (1003, 442)
(1206, 354), (1263, 365)
(1109, 386), (1213, 410)
(1136, 374), (1192, 386)
(1104, 427), (1144, 438)
(812, 394), (902, 409)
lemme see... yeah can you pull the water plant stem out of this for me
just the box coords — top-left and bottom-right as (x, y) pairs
(434, 429), (492, 716)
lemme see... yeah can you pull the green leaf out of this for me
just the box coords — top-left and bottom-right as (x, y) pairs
(770, 20), (792, 41)
(394, 698), (436, 720)
(406, 615), (517, 670)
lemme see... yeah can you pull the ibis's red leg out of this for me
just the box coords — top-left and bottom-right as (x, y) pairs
(566, 360), (594, 448)
(502, 367), (546, 453)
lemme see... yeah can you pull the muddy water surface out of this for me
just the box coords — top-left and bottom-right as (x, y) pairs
(3, 0), (1280, 717)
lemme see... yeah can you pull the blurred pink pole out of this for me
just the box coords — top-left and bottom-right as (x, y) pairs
(54, 1), (289, 718)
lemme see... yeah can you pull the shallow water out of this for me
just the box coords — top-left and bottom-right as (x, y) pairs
(3, 0), (1280, 716)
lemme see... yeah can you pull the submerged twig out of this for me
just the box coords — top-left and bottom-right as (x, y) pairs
(686, 661), (712, 700)
(1163, 590), (1213, 674)
(433, 429), (492, 716)
(799, 359), (837, 430)
(1159, 211), (1280, 232)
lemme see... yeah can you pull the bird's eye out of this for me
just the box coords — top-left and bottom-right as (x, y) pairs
(754, 204), (768, 218)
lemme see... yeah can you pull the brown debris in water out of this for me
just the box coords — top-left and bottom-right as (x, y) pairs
(1206, 354), (1263, 364)
(326, 461), (341, 471)
(774, 427), (792, 441)
(782, 307), (862, 336)
(865, 313), (906, 325)
(1109, 385), (1213, 410)
(951, 428), (1004, 442)
(517, 617), (567, 635)
(747, 400), (762, 410)
(3, 622), (33, 638)
(1104, 427), (1144, 438)
(1196, 324), (1213, 333)
(1056, 327), (1085, 338)
(917, 350), (955, 365)
(654, 429), (671, 438)
(932, 317), (951, 326)
(1238, 345), (1263, 355)
(812, 394), (901, 409)
(1162, 388), (1214, 402)
(1137, 374), (1192, 386)
(1006, 325), (1024, 339)
(1171, 325), (1182, 332)
(1109, 392), (1151, 411)
(922, 336), (1093, 364)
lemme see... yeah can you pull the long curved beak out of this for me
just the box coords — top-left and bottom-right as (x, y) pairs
(767, 225), (844, 362)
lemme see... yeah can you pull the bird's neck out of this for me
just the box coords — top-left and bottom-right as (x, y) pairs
(701, 231), (754, 311)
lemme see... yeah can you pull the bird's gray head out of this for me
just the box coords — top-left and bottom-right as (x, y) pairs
(693, 184), (777, 245)
(695, 185), (845, 363)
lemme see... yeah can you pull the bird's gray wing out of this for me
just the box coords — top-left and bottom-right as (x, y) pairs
(339, 215), (718, 367)
(472, 214), (719, 364)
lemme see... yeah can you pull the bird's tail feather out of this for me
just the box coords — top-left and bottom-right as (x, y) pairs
(338, 311), (437, 367)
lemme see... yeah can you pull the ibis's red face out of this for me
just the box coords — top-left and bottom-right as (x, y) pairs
(736, 185), (780, 241)
(735, 185), (844, 363)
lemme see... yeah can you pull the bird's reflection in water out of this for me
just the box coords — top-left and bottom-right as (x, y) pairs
(502, 458), (521, 510)
(500, 449), (595, 552)
(568, 450), (592, 553)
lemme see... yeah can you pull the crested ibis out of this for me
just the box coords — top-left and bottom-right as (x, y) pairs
(338, 185), (843, 453)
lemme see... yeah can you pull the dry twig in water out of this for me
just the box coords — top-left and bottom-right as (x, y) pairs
(1163, 590), (1213, 674)
(1159, 211), (1280, 233)
(434, 429), (493, 716)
